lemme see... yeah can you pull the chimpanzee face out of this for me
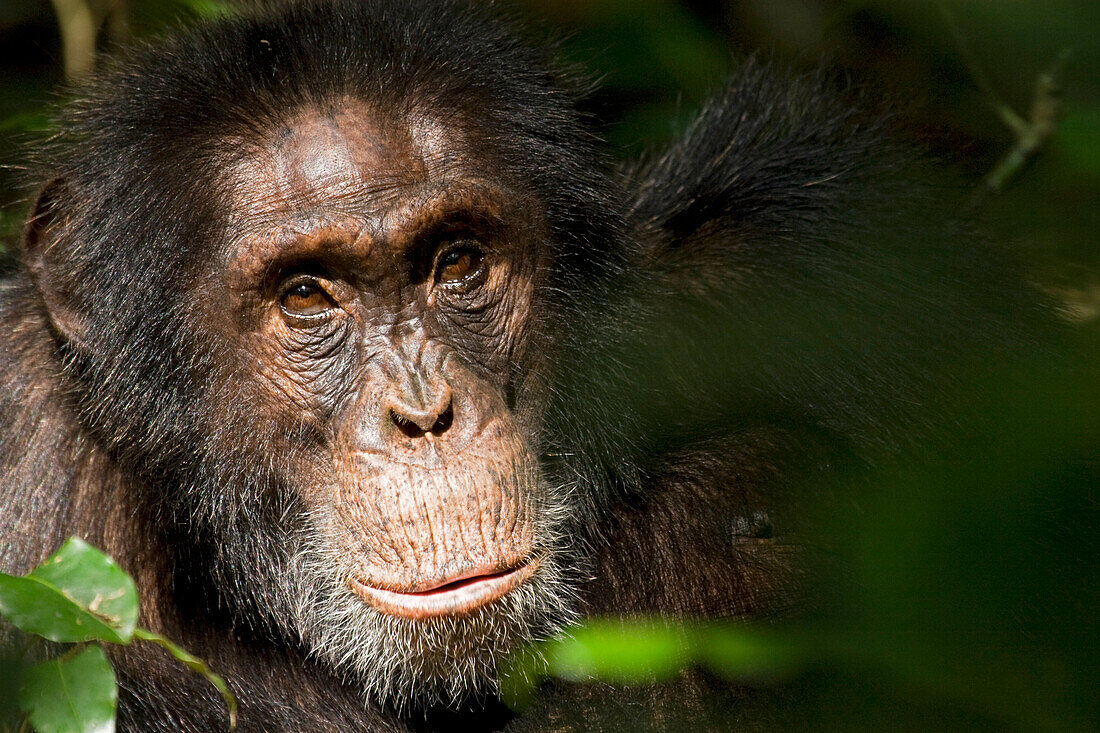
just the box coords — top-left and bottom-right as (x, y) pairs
(188, 101), (577, 705)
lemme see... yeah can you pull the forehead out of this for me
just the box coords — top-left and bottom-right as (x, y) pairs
(225, 99), (470, 233)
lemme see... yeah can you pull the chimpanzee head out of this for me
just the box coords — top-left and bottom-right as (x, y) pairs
(22, 0), (625, 707)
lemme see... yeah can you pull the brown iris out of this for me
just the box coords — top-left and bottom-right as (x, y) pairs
(281, 282), (331, 316)
(436, 248), (483, 284)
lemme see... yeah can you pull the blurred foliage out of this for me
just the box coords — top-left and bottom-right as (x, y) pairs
(505, 335), (1099, 730)
(0, 0), (1096, 730)
(1, 0), (1098, 290)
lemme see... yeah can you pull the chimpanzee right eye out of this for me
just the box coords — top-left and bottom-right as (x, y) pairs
(280, 280), (334, 318)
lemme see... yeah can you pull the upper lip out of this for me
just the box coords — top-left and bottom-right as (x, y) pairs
(348, 558), (541, 619)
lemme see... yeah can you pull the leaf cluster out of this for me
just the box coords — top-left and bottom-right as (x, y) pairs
(0, 538), (235, 733)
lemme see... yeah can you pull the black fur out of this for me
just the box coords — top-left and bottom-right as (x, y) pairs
(0, 1), (1049, 730)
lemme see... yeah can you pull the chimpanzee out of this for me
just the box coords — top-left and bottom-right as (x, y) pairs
(0, 0), (1048, 730)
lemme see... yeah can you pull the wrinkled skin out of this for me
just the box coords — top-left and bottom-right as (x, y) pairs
(171, 102), (574, 702)
(223, 104), (544, 587)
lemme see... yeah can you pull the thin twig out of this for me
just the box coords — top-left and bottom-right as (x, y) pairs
(936, 1), (1026, 135)
(937, 1), (1071, 193)
(984, 50), (1070, 192)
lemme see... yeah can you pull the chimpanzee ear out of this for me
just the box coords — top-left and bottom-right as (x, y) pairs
(22, 178), (89, 349)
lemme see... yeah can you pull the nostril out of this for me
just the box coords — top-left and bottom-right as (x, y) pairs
(430, 403), (454, 435)
(390, 410), (426, 439)
(389, 394), (453, 440)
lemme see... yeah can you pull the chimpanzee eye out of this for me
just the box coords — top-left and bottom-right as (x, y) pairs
(435, 247), (484, 285)
(281, 281), (333, 317)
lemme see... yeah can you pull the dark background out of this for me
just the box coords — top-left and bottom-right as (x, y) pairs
(2, 0), (1098, 311)
(0, 1), (1096, 730)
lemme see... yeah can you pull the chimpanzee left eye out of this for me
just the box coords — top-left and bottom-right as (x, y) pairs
(281, 281), (333, 317)
(435, 247), (484, 284)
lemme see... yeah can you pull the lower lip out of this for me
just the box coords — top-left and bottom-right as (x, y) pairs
(350, 559), (540, 619)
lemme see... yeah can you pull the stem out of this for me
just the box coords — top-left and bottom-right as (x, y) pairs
(983, 51), (1069, 193)
(937, 1), (1070, 194)
(133, 628), (237, 729)
(935, 1), (1025, 133)
(47, 0), (98, 80)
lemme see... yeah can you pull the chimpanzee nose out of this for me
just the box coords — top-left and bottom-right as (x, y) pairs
(389, 386), (454, 439)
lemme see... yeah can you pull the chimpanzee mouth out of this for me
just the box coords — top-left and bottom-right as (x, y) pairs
(349, 558), (541, 620)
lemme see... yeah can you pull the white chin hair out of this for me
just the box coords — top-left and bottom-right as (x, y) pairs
(291, 548), (578, 710)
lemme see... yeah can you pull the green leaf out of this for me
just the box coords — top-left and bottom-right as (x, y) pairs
(20, 645), (117, 733)
(0, 538), (138, 644)
(0, 109), (51, 133)
(692, 625), (802, 680)
(498, 646), (550, 711)
(545, 619), (688, 681)
(175, 0), (237, 19)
